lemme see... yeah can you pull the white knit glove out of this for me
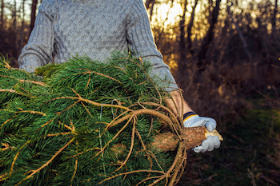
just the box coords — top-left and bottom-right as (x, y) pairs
(183, 112), (221, 153)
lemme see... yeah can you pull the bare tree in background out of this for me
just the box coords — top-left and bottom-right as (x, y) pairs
(20, 0), (26, 54)
(272, 0), (278, 36)
(145, 0), (156, 20)
(12, 0), (19, 56)
(186, 0), (199, 57)
(208, 0), (213, 22)
(196, 0), (221, 72)
(0, 0), (4, 29)
(145, 0), (153, 9)
(30, 0), (38, 36)
(178, 0), (188, 73)
(228, 2), (252, 64)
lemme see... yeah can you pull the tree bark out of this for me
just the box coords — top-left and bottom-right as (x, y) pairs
(113, 127), (223, 153)
(113, 127), (206, 153)
(186, 0), (199, 57)
(29, 0), (38, 36)
(196, 0), (221, 72)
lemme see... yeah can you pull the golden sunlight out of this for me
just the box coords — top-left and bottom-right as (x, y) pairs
(152, 2), (183, 26)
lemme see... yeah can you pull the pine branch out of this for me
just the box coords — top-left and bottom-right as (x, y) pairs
(0, 52), (208, 185)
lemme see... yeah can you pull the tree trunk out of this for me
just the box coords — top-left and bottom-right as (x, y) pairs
(29, 0), (38, 36)
(178, 0), (188, 73)
(0, 0), (4, 30)
(228, 4), (252, 64)
(196, 0), (221, 72)
(144, 0), (156, 21)
(20, 0), (26, 54)
(208, 0), (213, 22)
(272, 0), (278, 36)
(145, 0), (153, 9)
(270, 0), (278, 72)
(149, 0), (155, 21)
(186, 0), (199, 57)
(13, 0), (19, 57)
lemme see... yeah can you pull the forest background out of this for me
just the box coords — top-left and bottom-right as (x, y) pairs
(0, 0), (280, 185)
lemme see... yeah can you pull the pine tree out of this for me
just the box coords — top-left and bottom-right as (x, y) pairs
(0, 52), (207, 186)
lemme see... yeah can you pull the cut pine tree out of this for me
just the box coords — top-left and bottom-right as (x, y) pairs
(0, 52), (221, 186)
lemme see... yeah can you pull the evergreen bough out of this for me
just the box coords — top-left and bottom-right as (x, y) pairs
(0, 53), (204, 186)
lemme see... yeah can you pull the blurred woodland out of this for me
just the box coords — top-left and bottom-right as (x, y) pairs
(146, 0), (280, 119)
(0, 0), (279, 117)
(1, 0), (280, 185)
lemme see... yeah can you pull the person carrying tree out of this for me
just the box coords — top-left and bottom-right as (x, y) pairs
(18, 0), (220, 153)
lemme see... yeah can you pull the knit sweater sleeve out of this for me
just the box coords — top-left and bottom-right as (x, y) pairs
(18, 0), (57, 73)
(126, 0), (178, 92)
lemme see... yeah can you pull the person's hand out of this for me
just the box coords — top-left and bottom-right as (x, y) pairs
(183, 112), (221, 153)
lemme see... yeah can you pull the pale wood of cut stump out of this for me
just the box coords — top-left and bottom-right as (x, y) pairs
(151, 127), (205, 152)
(111, 127), (206, 153)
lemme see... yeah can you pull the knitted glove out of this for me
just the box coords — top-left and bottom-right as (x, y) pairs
(183, 111), (221, 153)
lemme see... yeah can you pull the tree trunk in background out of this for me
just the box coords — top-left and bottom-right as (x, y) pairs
(13, 0), (18, 57)
(29, 0), (38, 36)
(149, 0), (155, 21)
(145, 0), (153, 9)
(270, 0), (278, 70)
(228, 3), (252, 64)
(186, 0), (199, 57)
(178, 0), (188, 73)
(208, 0), (213, 23)
(0, 0), (4, 30)
(20, 0), (26, 54)
(145, 0), (155, 21)
(196, 0), (221, 72)
(221, 0), (230, 39)
(272, 0), (278, 36)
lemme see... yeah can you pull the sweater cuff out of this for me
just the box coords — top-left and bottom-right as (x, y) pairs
(19, 55), (41, 73)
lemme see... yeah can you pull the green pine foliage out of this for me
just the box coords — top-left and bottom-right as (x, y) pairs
(0, 52), (179, 186)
